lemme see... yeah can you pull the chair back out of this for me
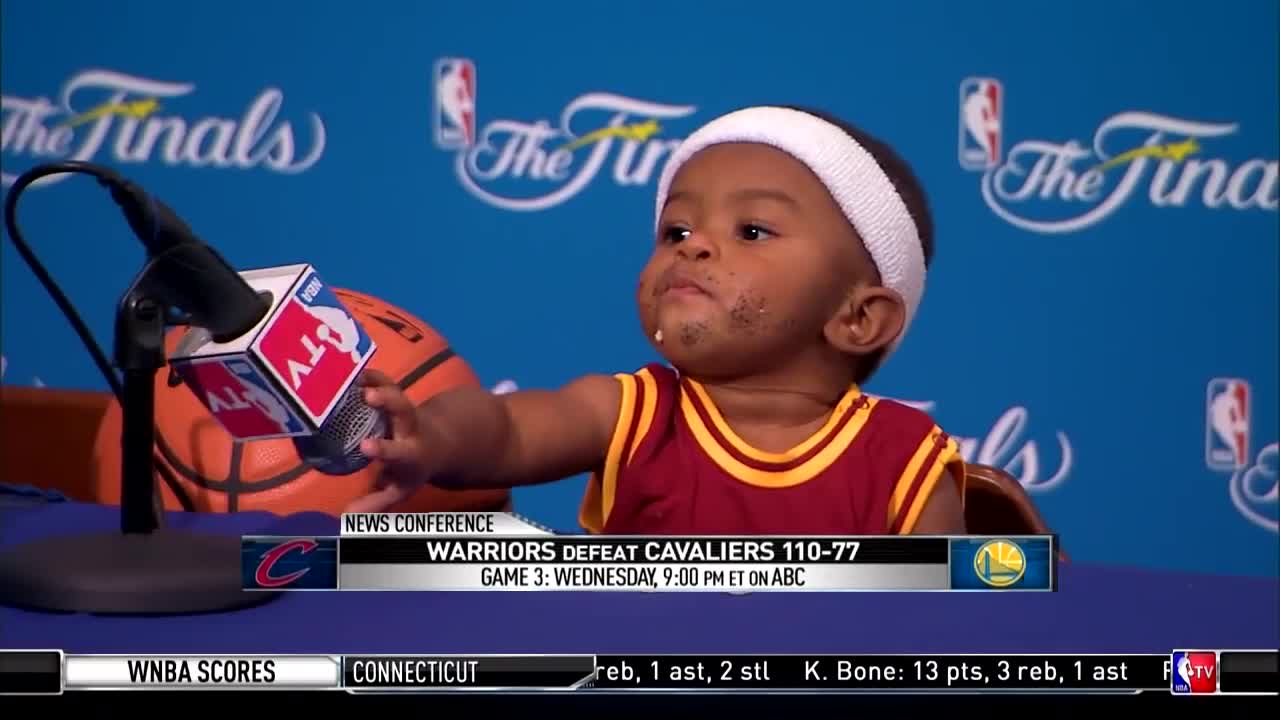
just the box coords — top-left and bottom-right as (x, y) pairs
(964, 464), (1067, 560)
(0, 386), (110, 501)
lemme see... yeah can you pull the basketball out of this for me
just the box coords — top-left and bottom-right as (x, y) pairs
(90, 289), (511, 516)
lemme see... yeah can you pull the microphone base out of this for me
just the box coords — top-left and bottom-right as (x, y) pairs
(0, 530), (279, 615)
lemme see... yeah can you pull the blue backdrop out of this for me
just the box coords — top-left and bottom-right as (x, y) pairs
(2, 0), (1276, 576)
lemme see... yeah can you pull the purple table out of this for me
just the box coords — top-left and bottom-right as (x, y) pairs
(2, 501), (1276, 655)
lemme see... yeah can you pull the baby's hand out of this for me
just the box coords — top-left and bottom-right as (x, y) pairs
(344, 370), (433, 513)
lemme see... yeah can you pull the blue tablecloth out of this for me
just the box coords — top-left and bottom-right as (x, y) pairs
(2, 501), (1276, 655)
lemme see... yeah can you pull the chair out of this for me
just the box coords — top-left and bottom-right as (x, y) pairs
(0, 385), (111, 500)
(963, 463), (1067, 561)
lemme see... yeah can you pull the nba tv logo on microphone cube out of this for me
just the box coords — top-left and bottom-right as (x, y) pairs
(170, 264), (377, 440)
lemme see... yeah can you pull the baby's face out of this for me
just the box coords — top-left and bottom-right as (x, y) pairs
(637, 142), (866, 377)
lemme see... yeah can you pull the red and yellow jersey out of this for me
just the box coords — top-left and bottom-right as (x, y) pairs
(579, 363), (964, 535)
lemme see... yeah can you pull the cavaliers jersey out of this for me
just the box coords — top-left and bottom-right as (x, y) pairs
(579, 363), (965, 535)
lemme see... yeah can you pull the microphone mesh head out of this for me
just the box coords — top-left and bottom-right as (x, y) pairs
(293, 382), (388, 476)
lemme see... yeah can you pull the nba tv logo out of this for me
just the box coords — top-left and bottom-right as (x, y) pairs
(1207, 378), (1251, 471)
(1171, 651), (1217, 694)
(254, 270), (376, 425)
(176, 357), (309, 439)
(434, 58), (476, 149)
(958, 77), (1002, 170)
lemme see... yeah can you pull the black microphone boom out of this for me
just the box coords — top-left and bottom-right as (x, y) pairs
(106, 178), (270, 343)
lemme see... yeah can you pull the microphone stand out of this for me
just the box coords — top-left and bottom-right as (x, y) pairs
(0, 247), (280, 614)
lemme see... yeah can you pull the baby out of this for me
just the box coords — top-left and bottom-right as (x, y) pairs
(349, 105), (966, 535)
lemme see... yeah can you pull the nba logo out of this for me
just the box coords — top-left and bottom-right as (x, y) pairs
(254, 269), (376, 425)
(1206, 378), (1251, 471)
(959, 77), (1002, 170)
(175, 357), (308, 439)
(434, 57), (476, 149)
(1171, 651), (1217, 694)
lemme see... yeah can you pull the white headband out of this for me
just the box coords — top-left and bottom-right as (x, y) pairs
(654, 106), (926, 355)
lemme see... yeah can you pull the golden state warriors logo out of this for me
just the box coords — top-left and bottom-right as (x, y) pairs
(973, 539), (1026, 588)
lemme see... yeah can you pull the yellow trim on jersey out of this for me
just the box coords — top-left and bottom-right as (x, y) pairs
(683, 379), (863, 463)
(628, 368), (659, 465)
(889, 430), (942, 521)
(679, 392), (878, 488)
(578, 373), (638, 533)
(890, 431), (964, 534)
(578, 472), (605, 534)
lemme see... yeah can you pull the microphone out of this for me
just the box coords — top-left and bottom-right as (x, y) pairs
(105, 176), (269, 343)
(168, 263), (389, 475)
(0, 161), (388, 617)
(105, 178), (388, 474)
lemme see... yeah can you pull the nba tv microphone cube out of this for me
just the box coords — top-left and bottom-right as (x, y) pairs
(169, 264), (378, 442)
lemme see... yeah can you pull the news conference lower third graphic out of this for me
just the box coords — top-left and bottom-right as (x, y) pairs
(3, 651), (1275, 694)
(237, 513), (1057, 592)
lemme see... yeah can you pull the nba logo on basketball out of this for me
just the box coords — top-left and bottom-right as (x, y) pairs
(959, 77), (1002, 170)
(434, 58), (476, 149)
(254, 270), (377, 423)
(176, 357), (308, 439)
(1207, 378), (1251, 471)
(1171, 651), (1217, 694)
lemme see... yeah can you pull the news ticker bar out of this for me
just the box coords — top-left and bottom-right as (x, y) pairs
(3, 652), (1275, 694)
(242, 515), (1058, 592)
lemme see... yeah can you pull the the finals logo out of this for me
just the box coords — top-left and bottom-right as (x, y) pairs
(432, 58), (698, 211)
(1, 68), (326, 188)
(958, 77), (1278, 233)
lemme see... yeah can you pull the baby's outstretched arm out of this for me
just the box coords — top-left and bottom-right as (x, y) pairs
(345, 370), (621, 513)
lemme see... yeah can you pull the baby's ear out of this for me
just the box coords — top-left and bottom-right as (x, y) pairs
(822, 286), (906, 358)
